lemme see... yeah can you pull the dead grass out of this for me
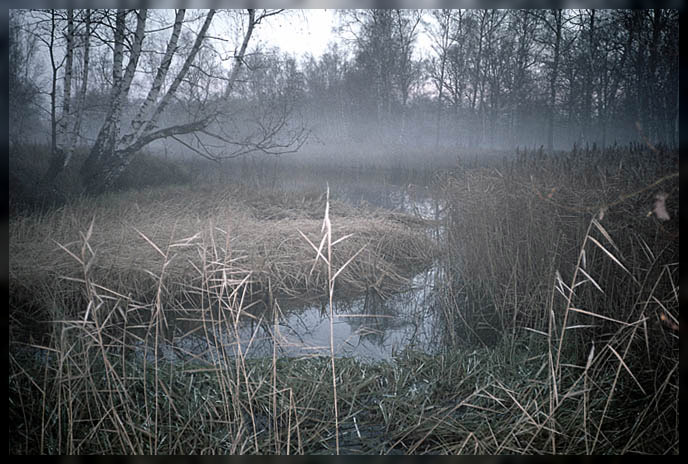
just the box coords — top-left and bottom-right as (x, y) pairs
(9, 183), (436, 328)
(8, 147), (679, 454)
(433, 145), (679, 454)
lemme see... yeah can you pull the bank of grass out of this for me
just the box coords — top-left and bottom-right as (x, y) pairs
(434, 144), (679, 453)
(10, 182), (434, 327)
(8, 180), (440, 454)
(8, 145), (679, 454)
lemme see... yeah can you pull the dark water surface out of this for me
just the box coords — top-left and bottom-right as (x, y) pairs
(138, 263), (442, 364)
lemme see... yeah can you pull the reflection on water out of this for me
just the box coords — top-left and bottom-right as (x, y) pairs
(135, 182), (447, 365)
(137, 264), (442, 365)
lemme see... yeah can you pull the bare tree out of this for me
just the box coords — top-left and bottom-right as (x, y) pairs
(8, 10), (42, 145)
(506, 9), (538, 147)
(339, 9), (422, 144)
(426, 9), (453, 149)
(534, 9), (566, 152)
(40, 9), (93, 183)
(23, 8), (305, 194)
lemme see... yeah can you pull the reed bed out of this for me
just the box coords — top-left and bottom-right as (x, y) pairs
(8, 181), (438, 454)
(9, 184), (435, 328)
(8, 145), (679, 454)
(434, 145), (679, 453)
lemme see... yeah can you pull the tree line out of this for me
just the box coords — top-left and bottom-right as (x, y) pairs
(9, 9), (679, 193)
(299, 9), (678, 152)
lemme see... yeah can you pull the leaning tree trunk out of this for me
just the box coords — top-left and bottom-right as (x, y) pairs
(80, 9), (130, 193)
(80, 9), (223, 194)
(80, 9), (149, 194)
(79, 9), (276, 194)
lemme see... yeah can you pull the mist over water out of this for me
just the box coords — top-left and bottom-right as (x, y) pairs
(7, 6), (679, 455)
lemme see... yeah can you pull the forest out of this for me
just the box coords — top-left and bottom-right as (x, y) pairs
(8, 9), (679, 455)
(8, 9), (679, 194)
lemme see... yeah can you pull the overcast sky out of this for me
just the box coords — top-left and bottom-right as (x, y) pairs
(256, 10), (340, 58)
(251, 9), (433, 60)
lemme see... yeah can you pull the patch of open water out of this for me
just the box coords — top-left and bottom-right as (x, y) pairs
(137, 263), (443, 365)
(135, 184), (448, 365)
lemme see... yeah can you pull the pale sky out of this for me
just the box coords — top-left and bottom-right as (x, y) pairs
(252, 9), (432, 60)
(254, 10), (341, 58)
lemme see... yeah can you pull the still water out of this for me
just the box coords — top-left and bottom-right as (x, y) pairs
(137, 182), (447, 365)
(139, 264), (442, 365)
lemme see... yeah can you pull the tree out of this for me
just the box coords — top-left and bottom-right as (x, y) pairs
(302, 43), (349, 142)
(213, 46), (309, 160)
(40, 9), (92, 183)
(8, 11), (42, 146)
(339, 9), (422, 145)
(425, 9), (454, 148)
(505, 9), (538, 147)
(22, 8), (305, 194)
(533, 9), (567, 152)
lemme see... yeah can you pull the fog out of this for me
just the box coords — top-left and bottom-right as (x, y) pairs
(8, 8), (680, 454)
(9, 9), (679, 189)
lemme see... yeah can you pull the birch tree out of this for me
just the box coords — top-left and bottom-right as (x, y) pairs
(74, 8), (300, 194)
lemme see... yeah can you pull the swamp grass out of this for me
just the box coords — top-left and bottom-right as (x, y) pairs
(8, 145), (680, 454)
(9, 183), (435, 334)
(433, 144), (679, 453)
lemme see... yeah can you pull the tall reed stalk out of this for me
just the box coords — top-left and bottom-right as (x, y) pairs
(299, 185), (367, 454)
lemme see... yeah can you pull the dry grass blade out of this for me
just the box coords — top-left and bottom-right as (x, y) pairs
(332, 244), (367, 281)
(133, 226), (166, 258)
(298, 229), (329, 268)
(577, 268), (604, 293)
(606, 345), (646, 395)
(586, 235), (631, 276)
(568, 307), (633, 327)
(591, 218), (623, 257)
(53, 239), (84, 265)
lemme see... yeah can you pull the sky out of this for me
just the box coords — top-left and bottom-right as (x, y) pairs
(256, 10), (340, 58)
(252, 9), (433, 61)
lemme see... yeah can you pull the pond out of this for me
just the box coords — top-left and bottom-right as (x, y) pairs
(137, 263), (443, 365)
(135, 178), (448, 365)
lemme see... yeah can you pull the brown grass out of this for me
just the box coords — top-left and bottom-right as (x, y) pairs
(432, 145), (679, 453)
(9, 183), (436, 329)
(8, 146), (679, 454)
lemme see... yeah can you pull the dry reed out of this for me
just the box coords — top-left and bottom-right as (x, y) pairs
(9, 147), (678, 454)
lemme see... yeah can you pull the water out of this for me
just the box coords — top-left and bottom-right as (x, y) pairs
(136, 263), (441, 365)
(20, 180), (447, 366)
(133, 182), (447, 365)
